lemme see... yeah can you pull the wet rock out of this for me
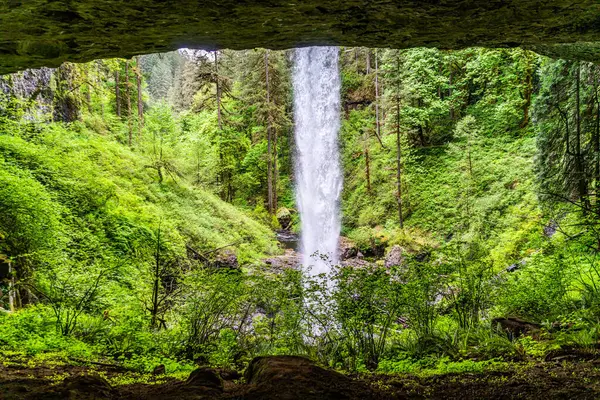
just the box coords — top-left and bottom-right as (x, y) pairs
(244, 355), (377, 400)
(339, 237), (358, 260)
(155, 367), (224, 399)
(544, 220), (558, 237)
(264, 249), (301, 271)
(434, 286), (457, 304)
(218, 368), (241, 381)
(384, 245), (405, 268)
(506, 259), (526, 273)
(62, 375), (115, 399)
(341, 258), (375, 268)
(492, 317), (541, 340)
(276, 207), (293, 230)
(194, 355), (209, 366)
(545, 345), (600, 362)
(186, 367), (224, 391)
(4, 1), (600, 75)
(414, 251), (430, 262)
(549, 321), (576, 332)
(214, 249), (238, 269)
(276, 230), (299, 251)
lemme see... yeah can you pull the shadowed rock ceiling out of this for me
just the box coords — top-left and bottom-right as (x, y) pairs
(1, 0), (600, 74)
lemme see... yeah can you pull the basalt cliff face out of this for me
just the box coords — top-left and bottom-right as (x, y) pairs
(1, 0), (600, 73)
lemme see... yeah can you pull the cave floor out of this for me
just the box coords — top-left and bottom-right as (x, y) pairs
(1, 352), (600, 399)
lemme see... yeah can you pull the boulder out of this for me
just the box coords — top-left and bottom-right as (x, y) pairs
(263, 249), (301, 271)
(506, 260), (526, 273)
(341, 258), (375, 269)
(152, 364), (166, 376)
(218, 368), (241, 381)
(62, 375), (115, 399)
(544, 220), (558, 237)
(156, 367), (224, 399)
(186, 367), (224, 391)
(384, 245), (405, 268)
(276, 207), (293, 230)
(276, 230), (299, 251)
(414, 251), (430, 262)
(244, 355), (377, 400)
(492, 317), (541, 340)
(338, 237), (358, 260)
(214, 249), (238, 269)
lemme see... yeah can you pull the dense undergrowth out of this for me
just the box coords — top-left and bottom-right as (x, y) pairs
(0, 118), (281, 373)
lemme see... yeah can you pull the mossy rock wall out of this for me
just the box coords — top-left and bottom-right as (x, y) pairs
(2, 0), (600, 73)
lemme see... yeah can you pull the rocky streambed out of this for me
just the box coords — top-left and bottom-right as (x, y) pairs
(264, 233), (408, 272)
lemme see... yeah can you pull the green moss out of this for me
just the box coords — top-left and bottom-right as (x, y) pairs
(2, 1), (600, 73)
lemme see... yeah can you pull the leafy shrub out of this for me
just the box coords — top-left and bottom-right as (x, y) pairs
(494, 250), (572, 320)
(0, 305), (93, 357)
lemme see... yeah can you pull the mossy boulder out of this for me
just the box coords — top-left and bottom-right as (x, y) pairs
(244, 355), (377, 399)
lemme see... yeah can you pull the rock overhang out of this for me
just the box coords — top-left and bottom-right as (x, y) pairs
(1, 0), (600, 74)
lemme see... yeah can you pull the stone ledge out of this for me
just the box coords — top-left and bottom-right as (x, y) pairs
(2, 0), (600, 73)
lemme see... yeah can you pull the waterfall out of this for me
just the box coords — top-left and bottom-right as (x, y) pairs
(292, 46), (343, 276)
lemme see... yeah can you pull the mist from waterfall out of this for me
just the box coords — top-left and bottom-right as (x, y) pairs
(292, 46), (343, 276)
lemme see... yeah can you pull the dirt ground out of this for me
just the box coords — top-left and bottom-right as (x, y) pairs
(1, 353), (600, 399)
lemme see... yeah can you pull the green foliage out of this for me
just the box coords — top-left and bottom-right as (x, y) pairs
(0, 95), (278, 370)
(533, 59), (600, 206)
(378, 357), (507, 376)
(176, 269), (247, 361)
(443, 241), (494, 329)
(0, 305), (93, 357)
(333, 265), (405, 369)
(3, 45), (600, 380)
(494, 248), (572, 320)
(0, 159), (61, 265)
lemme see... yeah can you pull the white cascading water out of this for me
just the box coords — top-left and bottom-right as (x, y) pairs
(292, 46), (343, 276)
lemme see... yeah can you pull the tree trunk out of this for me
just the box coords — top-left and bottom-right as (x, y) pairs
(467, 134), (473, 178)
(374, 49), (382, 145)
(86, 84), (92, 113)
(265, 50), (274, 214)
(395, 56), (404, 228)
(520, 52), (533, 128)
(151, 227), (161, 328)
(196, 148), (202, 185)
(214, 51), (226, 200)
(449, 70), (455, 120)
(126, 60), (133, 147)
(215, 51), (222, 131)
(273, 127), (278, 213)
(438, 62), (442, 99)
(364, 129), (372, 194)
(8, 261), (14, 312)
(595, 70), (600, 215)
(366, 49), (371, 74)
(418, 125), (426, 147)
(135, 56), (144, 136)
(115, 67), (121, 117)
(15, 263), (31, 308)
(575, 62), (588, 204)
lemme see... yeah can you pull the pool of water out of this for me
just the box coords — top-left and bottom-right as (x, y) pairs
(276, 230), (299, 251)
